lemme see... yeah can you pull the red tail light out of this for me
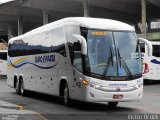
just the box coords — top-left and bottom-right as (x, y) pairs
(143, 63), (149, 74)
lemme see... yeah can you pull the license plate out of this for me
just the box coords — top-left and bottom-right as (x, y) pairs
(113, 94), (123, 99)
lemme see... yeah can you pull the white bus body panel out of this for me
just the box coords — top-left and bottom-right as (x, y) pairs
(143, 56), (160, 80)
(8, 53), (61, 95)
(143, 42), (160, 80)
(0, 50), (7, 76)
(0, 59), (7, 75)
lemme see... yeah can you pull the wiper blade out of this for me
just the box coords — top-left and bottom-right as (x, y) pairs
(117, 48), (133, 78)
(102, 56), (111, 79)
(102, 46), (113, 79)
(110, 46), (113, 66)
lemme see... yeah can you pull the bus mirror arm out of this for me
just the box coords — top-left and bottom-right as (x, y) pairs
(73, 34), (87, 55)
(138, 38), (152, 57)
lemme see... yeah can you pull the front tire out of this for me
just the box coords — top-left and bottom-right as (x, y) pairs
(63, 83), (71, 106)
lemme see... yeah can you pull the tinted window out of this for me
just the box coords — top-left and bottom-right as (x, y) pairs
(153, 45), (160, 57)
(8, 28), (66, 57)
(0, 52), (7, 60)
(65, 26), (80, 64)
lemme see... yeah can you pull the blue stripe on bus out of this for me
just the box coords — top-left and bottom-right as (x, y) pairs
(151, 59), (160, 64)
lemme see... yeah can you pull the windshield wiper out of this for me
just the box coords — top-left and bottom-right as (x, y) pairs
(102, 46), (113, 79)
(117, 48), (133, 78)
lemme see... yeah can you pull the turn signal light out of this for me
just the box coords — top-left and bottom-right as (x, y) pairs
(82, 80), (89, 85)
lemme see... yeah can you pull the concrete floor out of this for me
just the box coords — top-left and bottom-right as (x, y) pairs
(0, 77), (160, 120)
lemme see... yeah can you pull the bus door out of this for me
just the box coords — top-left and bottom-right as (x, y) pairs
(71, 42), (84, 100)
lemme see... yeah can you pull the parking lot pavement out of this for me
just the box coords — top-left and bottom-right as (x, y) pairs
(0, 100), (48, 120)
(1, 77), (160, 120)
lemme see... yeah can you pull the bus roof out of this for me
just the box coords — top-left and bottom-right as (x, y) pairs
(9, 17), (134, 43)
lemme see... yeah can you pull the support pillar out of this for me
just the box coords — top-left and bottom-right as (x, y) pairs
(17, 16), (23, 35)
(42, 10), (49, 25)
(141, 0), (147, 38)
(83, 0), (89, 17)
(8, 24), (13, 40)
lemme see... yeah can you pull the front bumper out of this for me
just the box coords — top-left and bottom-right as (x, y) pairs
(83, 85), (143, 103)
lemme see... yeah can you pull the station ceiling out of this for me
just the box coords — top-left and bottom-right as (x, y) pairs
(1, 0), (160, 34)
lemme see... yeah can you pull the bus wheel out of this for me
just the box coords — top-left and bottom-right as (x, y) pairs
(63, 83), (71, 106)
(108, 102), (118, 108)
(16, 81), (21, 95)
(20, 81), (26, 96)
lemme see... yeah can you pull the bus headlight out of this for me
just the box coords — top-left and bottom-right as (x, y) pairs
(90, 83), (102, 89)
(134, 84), (143, 89)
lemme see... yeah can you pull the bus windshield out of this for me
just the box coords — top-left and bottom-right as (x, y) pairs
(81, 28), (142, 80)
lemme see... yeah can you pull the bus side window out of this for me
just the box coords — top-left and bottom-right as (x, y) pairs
(153, 45), (160, 57)
(73, 42), (82, 72)
(65, 26), (80, 64)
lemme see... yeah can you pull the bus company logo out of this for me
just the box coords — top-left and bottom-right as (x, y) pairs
(109, 83), (127, 87)
(35, 54), (55, 63)
(116, 87), (121, 92)
(8, 56), (58, 69)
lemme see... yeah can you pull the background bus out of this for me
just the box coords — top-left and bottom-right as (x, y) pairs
(7, 17), (144, 107)
(0, 40), (8, 76)
(141, 41), (160, 81)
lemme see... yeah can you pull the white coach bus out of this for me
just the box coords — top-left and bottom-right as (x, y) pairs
(7, 17), (145, 107)
(141, 40), (160, 81)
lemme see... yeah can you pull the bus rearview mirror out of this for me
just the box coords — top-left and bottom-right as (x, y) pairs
(138, 38), (152, 57)
(72, 34), (87, 55)
(73, 42), (81, 51)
